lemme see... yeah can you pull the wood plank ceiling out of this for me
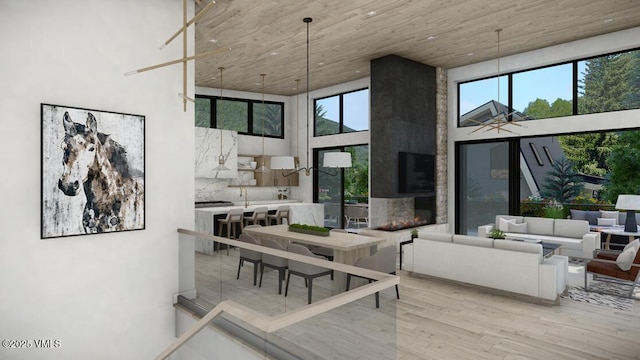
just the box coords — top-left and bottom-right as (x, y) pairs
(193, 0), (640, 96)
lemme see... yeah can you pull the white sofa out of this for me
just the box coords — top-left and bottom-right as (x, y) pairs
(403, 232), (568, 302)
(478, 215), (601, 259)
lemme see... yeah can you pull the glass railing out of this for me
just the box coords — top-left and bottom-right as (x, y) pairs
(161, 228), (398, 359)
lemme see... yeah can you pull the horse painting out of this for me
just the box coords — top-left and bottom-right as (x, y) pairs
(57, 111), (144, 234)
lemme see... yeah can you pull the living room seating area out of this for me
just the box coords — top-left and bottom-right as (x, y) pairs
(478, 215), (601, 258)
(403, 232), (568, 303)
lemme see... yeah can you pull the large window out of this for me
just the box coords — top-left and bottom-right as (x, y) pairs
(458, 47), (640, 127)
(314, 144), (369, 229)
(315, 88), (369, 136)
(195, 95), (284, 138)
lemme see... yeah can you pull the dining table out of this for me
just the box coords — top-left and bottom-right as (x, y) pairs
(243, 224), (386, 294)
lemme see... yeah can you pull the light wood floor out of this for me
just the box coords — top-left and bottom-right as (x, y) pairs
(194, 250), (640, 360)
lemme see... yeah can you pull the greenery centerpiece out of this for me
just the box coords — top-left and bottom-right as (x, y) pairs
(490, 228), (506, 239)
(288, 223), (330, 237)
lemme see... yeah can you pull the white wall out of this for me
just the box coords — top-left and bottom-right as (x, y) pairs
(446, 27), (640, 229)
(0, 1), (194, 359)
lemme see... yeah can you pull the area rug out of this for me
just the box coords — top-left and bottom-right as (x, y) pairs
(564, 282), (637, 311)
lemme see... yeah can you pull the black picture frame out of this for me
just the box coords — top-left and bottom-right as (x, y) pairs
(41, 104), (145, 239)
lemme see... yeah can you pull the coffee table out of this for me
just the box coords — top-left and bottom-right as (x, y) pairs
(506, 236), (561, 258)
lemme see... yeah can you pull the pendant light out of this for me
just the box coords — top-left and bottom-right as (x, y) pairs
(279, 17), (351, 177)
(255, 73), (270, 173)
(468, 29), (526, 134)
(213, 66), (230, 171)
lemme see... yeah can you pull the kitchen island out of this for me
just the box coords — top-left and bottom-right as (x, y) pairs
(194, 201), (324, 254)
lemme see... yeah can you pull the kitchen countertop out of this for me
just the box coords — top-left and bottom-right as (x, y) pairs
(194, 200), (319, 215)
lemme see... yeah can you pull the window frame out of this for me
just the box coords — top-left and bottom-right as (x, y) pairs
(457, 46), (640, 127)
(314, 88), (369, 137)
(195, 94), (285, 139)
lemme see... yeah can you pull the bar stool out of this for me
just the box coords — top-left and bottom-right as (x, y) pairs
(217, 208), (244, 255)
(267, 205), (291, 225)
(245, 206), (268, 226)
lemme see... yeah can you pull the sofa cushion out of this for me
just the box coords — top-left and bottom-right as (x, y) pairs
(616, 247), (637, 271)
(494, 239), (542, 255)
(586, 211), (600, 225)
(421, 232), (453, 243)
(524, 217), (554, 236)
(600, 210), (619, 225)
(499, 218), (516, 231)
(495, 215), (523, 226)
(554, 219), (590, 238)
(508, 222), (528, 233)
(452, 235), (494, 248)
(624, 238), (640, 253)
(597, 217), (617, 226)
(570, 209), (587, 221)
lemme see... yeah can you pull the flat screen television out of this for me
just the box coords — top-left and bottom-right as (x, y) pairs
(398, 152), (435, 194)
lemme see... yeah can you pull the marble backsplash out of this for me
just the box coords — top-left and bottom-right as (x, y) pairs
(194, 127), (238, 179)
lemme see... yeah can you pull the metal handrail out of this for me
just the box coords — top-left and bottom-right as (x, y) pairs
(156, 228), (399, 360)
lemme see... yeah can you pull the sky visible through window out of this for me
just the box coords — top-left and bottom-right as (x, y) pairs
(460, 62), (586, 115)
(318, 90), (369, 131)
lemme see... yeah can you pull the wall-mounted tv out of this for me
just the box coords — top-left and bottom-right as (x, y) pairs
(398, 152), (435, 194)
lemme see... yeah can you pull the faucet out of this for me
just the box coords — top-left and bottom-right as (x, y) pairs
(239, 186), (249, 208)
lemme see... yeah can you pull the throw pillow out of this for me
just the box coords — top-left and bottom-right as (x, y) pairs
(624, 238), (640, 253)
(597, 217), (617, 226)
(600, 210), (619, 225)
(508, 222), (528, 234)
(499, 218), (516, 232)
(586, 211), (600, 225)
(616, 246), (637, 271)
(570, 209), (587, 221)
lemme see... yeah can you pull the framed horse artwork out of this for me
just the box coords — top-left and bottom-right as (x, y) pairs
(41, 104), (145, 239)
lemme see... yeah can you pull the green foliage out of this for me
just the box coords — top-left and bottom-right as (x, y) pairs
(490, 228), (505, 239)
(543, 200), (567, 219)
(523, 98), (572, 119)
(579, 52), (635, 113)
(558, 132), (616, 177)
(344, 146), (369, 201)
(601, 130), (640, 203)
(288, 223), (329, 233)
(539, 157), (584, 203)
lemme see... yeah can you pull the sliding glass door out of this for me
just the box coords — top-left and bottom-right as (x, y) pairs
(314, 145), (369, 229)
(457, 141), (511, 235)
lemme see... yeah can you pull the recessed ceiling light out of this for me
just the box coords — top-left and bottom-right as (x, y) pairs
(467, 53), (474, 56)
(427, 36), (436, 40)
(604, 18), (613, 23)
(318, 62), (324, 66)
(209, 39), (218, 43)
(355, 70), (361, 73)
(271, 52), (278, 56)
(366, 11), (377, 17)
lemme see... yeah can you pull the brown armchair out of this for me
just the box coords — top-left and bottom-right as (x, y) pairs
(584, 247), (640, 297)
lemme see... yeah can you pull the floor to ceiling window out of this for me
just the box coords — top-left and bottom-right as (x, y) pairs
(314, 145), (369, 229)
(457, 141), (510, 235)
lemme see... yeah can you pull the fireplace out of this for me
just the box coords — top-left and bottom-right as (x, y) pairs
(375, 217), (429, 231)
